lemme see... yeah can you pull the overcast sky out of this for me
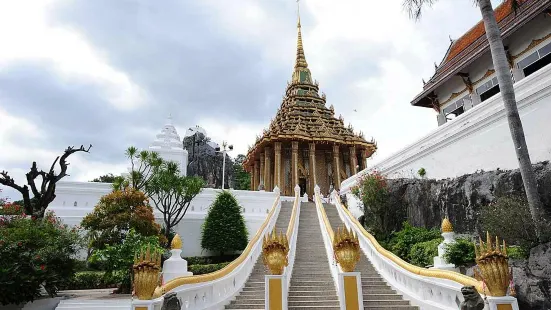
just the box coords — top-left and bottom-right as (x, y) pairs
(0, 0), (501, 200)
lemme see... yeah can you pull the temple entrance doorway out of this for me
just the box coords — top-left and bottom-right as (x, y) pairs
(299, 178), (307, 196)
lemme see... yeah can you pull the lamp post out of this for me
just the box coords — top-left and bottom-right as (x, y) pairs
(215, 141), (233, 189)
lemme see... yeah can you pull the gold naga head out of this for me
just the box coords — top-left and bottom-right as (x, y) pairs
(333, 226), (361, 272)
(262, 227), (289, 275)
(133, 245), (162, 300)
(474, 232), (510, 297)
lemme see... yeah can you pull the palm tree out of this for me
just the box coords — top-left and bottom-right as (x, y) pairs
(404, 0), (546, 239)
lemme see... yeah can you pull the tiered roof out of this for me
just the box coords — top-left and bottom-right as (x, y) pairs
(244, 16), (376, 166)
(412, 0), (549, 108)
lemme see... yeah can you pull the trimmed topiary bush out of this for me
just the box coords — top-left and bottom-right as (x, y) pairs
(387, 221), (441, 261)
(443, 237), (476, 267)
(189, 262), (230, 275)
(201, 191), (248, 256)
(409, 238), (442, 267)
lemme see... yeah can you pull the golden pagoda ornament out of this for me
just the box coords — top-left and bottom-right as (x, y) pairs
(262, 227), (289, 275)
(441, 217), (454, 233)
(474, 232), (511, 297)
(333, 226), (361, 272)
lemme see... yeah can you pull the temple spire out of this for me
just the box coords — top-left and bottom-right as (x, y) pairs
(292, 0), (311, 83)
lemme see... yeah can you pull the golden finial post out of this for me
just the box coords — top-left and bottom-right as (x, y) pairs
(171, 234), (182, 250)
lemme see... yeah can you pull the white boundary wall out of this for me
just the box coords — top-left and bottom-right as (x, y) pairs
(343, 62), (551, 191)
(46, 182), (276, 257)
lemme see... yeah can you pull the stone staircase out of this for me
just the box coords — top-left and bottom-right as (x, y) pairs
(323, 203), (419, 310)
(288, 202), (339, 309)
(225, 201), (294, 310)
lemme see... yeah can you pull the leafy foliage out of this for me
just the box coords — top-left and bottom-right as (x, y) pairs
(0, 202), (25, 215)
(81, 188), (163, 250)
(59, 271), (118, 290)
(417, 167), (426, 178)
(387, 222), (441, 261)
(0, 212), (82, 305)
(201, 191), (248, 256)
(480, 195), (540, 251)
(443, 237), (476, 267)
(189, 262), (230, 275)
(90, 173), (117, 183)
(113, 146), (163, 191)
(409, 238), (442, 267)
(232, 154), (251, 190)
(351, 171), (394, 238)
(183, 254), (239, 265)
(89, 229), (165, 294)
(145, 161), (204, 242)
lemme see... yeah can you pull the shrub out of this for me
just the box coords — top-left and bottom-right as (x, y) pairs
(480, 195), (539, 251)
(417, 168), (426, 178)
(89, 229), (165, 294)
(0, 212), (82, 305)
(409, 238), (442, 267)
(59, 271), (118, 290)
(443, 238), (476, 267)
(183, 255), (239, 265)
(189, 262), (230, 275)
(0, 202), (25, 215)
(507, 246), (529, 259)
(201, 191), (248, 256)
(351, 171), (391, 238)
(387, 222), (441, 261)
(81, 188), (163, 250)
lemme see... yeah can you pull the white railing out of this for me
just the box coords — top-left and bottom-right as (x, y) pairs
(330, 191), (479, 310)
(313, 186), (341, 297)
(138, 188), (282, 310)
(284, 186), (302, 289)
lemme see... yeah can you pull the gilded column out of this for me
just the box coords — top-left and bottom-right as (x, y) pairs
(274, 142), (282, 190)
(360, 149), (367, 171)
(259, 152), (265, 189)
(333, 144), (341, 190)
(256, 160), (260, 190)
(349, 146), (358, 175)
(309, 142), (317, 194)
(292, 141), (299, 187)
(265, 146), (272, 191)
(250, 162), (255, 191)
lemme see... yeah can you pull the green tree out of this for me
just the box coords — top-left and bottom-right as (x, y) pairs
(201, 191), (248, 256)
(114, 146), (163, 191)
(90, 173), (117, 183)
(403, 0), (546, 239)
(232, 154), (251, 190)
(81, 188), (163, 251)
(145, 161), (205, 242)
(89, 229), (164, 294)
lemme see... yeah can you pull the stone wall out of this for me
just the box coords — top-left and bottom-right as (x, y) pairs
(382, 161), (551, 233)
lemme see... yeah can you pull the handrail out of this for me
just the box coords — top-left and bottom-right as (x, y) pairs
(158, 194), (281, 294)
(315, 189), (334, 242)
(332, 193), (484, 293)
(286, 190), (300, 240)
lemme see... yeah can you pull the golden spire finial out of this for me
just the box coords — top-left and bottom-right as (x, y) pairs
(171, 234), (182, 250)
(297, 0), (301, 28)
(292, 0), (311, 83)
(441, 217), (454, 233)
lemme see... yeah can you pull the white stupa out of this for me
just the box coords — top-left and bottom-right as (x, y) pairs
(149, 115), (188, 176)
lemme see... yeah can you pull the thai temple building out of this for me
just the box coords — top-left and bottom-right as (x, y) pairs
(412, 0), (551, 126)
(243, 14), (377, 198)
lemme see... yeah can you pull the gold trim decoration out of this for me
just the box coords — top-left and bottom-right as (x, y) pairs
(268, 278), (283, 310)
(474, 232), (510, 297)
(512, 32), (551, 60)
(333, 226), (361, 272)
(343, 276), (360, 310)
(170, 234), (182, 250)
(263, 228), (289, 275)
(333, 195), (487, 294)
(157, 196), (280, 294)
(442, 217), (454, 233)
(286, 190), (300, 240)
(473, 69), (496, 85)
(133, 246), (162, 300)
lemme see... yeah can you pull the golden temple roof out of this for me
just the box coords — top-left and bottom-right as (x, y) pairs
(244, 7), (376, 166)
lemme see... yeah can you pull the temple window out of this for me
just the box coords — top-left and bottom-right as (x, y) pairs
(517, 41), (551, 78)
(476, 77), (500, 103)
(443, 94), (471, 120)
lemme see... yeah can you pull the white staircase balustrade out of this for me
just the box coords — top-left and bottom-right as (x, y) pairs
(132, 188), (282, 310)
(330, 191), (484, 310)
(284, 185), (301, 289)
